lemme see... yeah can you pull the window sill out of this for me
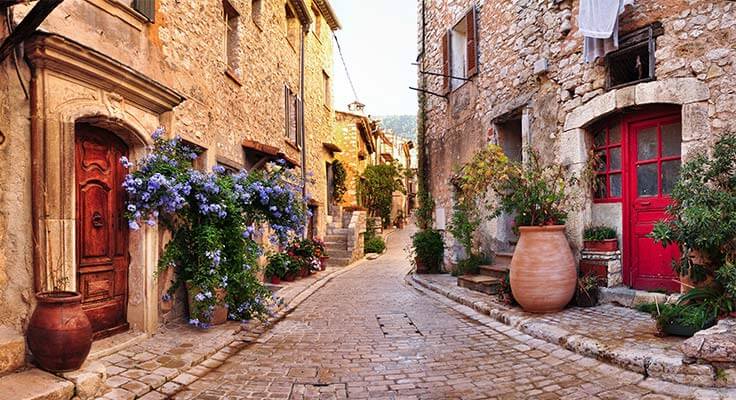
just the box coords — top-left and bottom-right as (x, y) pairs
(284, 139), (301, 152)
(224, 69), (243, 86)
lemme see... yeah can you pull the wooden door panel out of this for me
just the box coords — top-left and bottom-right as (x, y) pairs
(76, 124), (129, 339)
(625, 114), (681, 292)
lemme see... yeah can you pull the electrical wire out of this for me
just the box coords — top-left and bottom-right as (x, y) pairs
(332, 32), (359, 103)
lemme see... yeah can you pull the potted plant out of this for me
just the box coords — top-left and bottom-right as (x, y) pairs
(265, 253), (290, 284)
(27, 290), (93, 372)
(575, 273), (599, 307)
(638, 302), (716, 337)
(583, 225), (618, 252)
(458, 146), (580, 313)
(312, 238), (329, 270)
(411, 229), (444, 273)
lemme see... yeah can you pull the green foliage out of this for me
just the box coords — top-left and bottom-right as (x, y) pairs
(365, 236), (386, 254)
(415, 190), (435, 230)
(650, 134), (736, 297)
(358, 162), (405, 226)
(641, 303), (715, 331)
(583, 225), (617, 241)
(457, 144), (579, 227)
(415, 93), (433, 231)
(451, 253), (491, 277)
(411, 229), (445, 273)
(265, 253), (290, 279)
(331, 160), (347, 203)
(448, 197), (479, 256)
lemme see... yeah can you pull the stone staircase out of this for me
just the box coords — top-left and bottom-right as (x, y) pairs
(457, 251), (513, 295)
(324, 208), (366, 267)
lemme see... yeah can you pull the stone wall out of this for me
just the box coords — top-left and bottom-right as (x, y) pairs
(419, 0), (736, 258)
(0, 0), (336, 334)
(333, 111), (373, 206)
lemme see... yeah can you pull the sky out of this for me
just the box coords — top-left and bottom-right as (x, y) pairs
(330, 0), (418, 117)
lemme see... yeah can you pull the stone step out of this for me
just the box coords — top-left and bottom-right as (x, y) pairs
(324, 242), (348, 250)
(324, 235), (347, 243)
(479, 264), (509, 279)
(457, 275), (502, 295)
(0, 369), (74, 400)
(326, 249), (352, 259)
(327, 228), (348, 235)
(494, 251), (514, 267)
(329, 257), (352, 267)
(0, 327), (25, 377)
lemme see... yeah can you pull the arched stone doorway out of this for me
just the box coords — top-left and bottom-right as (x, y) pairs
(559, 78), (710, 291)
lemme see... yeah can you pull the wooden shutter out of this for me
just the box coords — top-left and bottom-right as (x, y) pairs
(284, 86), (290, 139)
(442, 30), (450, 92)
(132, 0), (155, 22)
(466, 7), (478, 77)
(297, 97), (304, 148)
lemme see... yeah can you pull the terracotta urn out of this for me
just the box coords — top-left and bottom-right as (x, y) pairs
(270, 276), (281, 285)
(27, 291), (93, 372)
(509, 226), (576, 313)
(320, 256), (329, 271)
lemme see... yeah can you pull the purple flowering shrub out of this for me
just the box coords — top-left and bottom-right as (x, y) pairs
(121, 129), (308, 327)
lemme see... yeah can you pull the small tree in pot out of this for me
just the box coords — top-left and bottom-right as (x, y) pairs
(411, 229), (445, 273)
(458, 145), (580, 313)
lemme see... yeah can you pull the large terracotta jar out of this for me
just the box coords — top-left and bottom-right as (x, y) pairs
(510, 226), (576, 313)
(27, 291), (93, 372)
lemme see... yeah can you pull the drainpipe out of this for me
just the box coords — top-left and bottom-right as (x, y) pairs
(299, 25), (307, 200)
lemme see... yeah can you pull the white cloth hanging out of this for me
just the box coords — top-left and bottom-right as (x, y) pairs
(579, 0), (634, 63)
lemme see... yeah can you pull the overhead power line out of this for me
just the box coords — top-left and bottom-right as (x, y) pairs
(333, 32), (360, 103)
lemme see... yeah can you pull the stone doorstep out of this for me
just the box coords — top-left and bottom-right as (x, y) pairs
(0, 327), (25, 376)
(0, 368), (75, 400)
(408, 274), (734, 389)
(89, 259), (366, 400)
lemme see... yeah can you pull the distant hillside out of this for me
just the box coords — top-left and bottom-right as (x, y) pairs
(376, 115), (417, 140)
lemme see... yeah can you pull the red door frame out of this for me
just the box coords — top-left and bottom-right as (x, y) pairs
(620, 108), (681, 290)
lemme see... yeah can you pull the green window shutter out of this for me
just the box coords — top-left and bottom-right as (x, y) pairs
(132, 0), (155, 22)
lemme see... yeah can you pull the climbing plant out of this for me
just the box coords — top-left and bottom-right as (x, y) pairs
(415, 92), (434, 230)
(331, 160), (347, 203)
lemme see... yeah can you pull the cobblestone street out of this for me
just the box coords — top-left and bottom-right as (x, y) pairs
(172, 228), (702, 400)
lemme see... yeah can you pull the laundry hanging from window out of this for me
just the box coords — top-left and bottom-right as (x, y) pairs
(579, 0), (634, 63)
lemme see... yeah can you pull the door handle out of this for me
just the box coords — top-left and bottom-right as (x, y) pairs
(92, 212), (104, 228)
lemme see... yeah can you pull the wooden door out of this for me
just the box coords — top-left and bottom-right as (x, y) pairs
(75, 124), (130, 339)
(625, 114), (682, 292)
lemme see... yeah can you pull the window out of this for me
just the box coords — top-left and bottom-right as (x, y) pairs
(284, 86), (303, 147)
(285, 4), (299, 48)
(592, 123), (623, 201)
(442, 7), (477, 92)
(251, 0), (262, 26)
(311, 4), (322, 40)
(131, 0), (155, 22)
(182, 140), (207, 171)
(223, 0), (240, 76)
(322, 71), (331, 108)
(605, 23), (662, 89)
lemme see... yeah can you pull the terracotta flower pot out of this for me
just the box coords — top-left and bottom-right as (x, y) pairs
(320, 256), (328, 271)
(415, 257), (427, 274)
(510, 225), (576, 313)
(270, 276), (281, 285)
(27, 291), (92, 372)
(285, 273), (296, 282)
(583, 239), (618, 252)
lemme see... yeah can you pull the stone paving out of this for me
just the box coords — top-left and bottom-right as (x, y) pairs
(172, 228), (728, 399)
(409, 273), (736, 388)
(90, 266), (353, 400)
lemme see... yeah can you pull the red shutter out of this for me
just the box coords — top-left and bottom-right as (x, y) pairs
(442, 30), (450, 92)
(466, 7), (478, 77)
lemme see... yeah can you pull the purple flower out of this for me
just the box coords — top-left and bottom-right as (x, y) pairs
(152, 127), (165, 140)
(120, 156), (133, 168)
(212, 165), (225, 174)
(129, 220), (140, 230)
(195, 293), (206, 302)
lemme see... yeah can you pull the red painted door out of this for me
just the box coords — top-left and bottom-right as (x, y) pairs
(626, 115), (682, 292)
(75, 124), (130, 339)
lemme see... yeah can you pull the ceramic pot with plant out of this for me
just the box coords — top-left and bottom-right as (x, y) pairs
(458, 147), (580, 313)
(411, 229), (444, 274)
(27, 291), (93, 372)
(639, 301), (716, 337)
(575, 273), (599, 307)
(583, 225), (618, 252)
(186, 283), (228, 326)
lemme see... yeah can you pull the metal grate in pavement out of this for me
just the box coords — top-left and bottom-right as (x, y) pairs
(288, 382), (348, 399)
(376, 313), (423, 337)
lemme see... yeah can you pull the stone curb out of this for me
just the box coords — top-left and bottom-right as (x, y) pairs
(165, 260), (366, 399)
(406, 273), (736, 390)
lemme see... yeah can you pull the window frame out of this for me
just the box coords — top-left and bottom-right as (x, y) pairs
(223, 0), (241, 79)
(284, 86), (303, 149)
(442, 6), (478, 93)
(592, 124), (624, 203)
(605, 23), (663, 90)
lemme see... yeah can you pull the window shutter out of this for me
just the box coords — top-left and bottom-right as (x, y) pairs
(297, 97), (304, 148)
(284, 86), (290, 139)
(442, 30), (450, 92)
(132, 0), (155, 22)
(466, 7), (478, 77)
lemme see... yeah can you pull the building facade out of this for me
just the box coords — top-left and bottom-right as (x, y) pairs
(0, 0), (339, 350)
(418, 0), (736, 291)
(332, 108), (378, 207)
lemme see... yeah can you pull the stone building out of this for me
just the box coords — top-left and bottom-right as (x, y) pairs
(332, 105), (378, 207)
(418, 0), (735, 291)
(0, 0), (339, 371)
